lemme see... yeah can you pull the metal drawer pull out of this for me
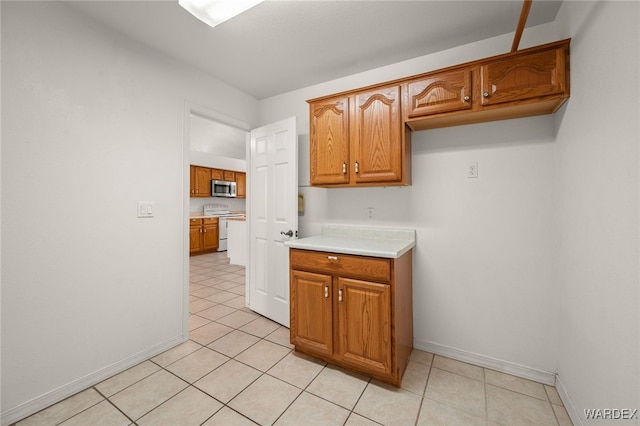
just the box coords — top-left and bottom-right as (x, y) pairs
(355, 161), (359, 173)
(324, 285), (329, 299)
(342, 162), (347, 174)
(327, 256), (339, 261)
(338, 289), (343, 302)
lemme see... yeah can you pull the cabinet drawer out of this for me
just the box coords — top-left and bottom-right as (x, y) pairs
(290, 249), (390, 282)
(203, 217), (219, 225)
(190, 219), (202, 226)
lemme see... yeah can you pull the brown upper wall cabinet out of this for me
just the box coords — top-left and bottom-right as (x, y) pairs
(308, 39), (569, 188)
(403, 39), (570, 131)
(309, 84), (411, 188)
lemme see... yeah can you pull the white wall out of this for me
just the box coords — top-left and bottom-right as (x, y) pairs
(0, 2), (258, 423)
(553, 1), (640, 424)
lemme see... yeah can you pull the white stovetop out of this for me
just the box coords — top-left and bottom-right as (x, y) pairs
(285, 224), (415, 259)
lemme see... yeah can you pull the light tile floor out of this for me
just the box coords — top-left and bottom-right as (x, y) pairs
(16, 251), (573, 426)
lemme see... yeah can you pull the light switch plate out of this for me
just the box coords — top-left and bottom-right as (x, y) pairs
(137, 202), (154, 218)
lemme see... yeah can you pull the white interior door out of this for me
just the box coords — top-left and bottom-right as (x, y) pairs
(247, 117), (297, 327)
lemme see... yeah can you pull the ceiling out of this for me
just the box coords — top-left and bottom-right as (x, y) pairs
(65, 0), (563, 100)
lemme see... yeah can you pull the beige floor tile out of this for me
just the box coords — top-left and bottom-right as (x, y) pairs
(195, 359), (262, 404)
(231, 275), (246, 284)
(264, 326), (295, 349)
(425, 368), (486, 418)
(223, 295), (249, 310)
(109, 370), (188, 420)
(354, 381), (422, 426)
(191, 286), (224, 298)
(268, 351), (326, 388)
(17, 388), (104, 426)
(165, 347), (229, 383)
(189, 283), (207, 293)
(485, 369), (548, 401)
(410, 349), (434, 366)
(217, 273), (241, 282)
(58, 400), (130, 426)
(206, 290), (240, 303)
(235, 339), (291, 372)
(190, 298), (217, 313)
(152, 340), (202, 367)
(213, 281), (241, 291)
(417, 398), (486, 426)
(307, 365), (369, 410)
(239, 316), (281, 338)
(189, 321), (234, 345)
(486, 384), (557, 426)
(545, 385), (564, 406)
(275, 391), (350, 425)
(432, 355), (484, 382)
(137, 386), (222, 426)
(228, 375), (301, 426)
(401, 360), (431, 396)
(216, 310), (259, 328)
(228, 284), (246, 295)
(190, 314), (212, 331)
(197, 304), (238, 321)
(95, 361), (160, 397)
(202, 407), (257, 425)
(344, 413), (382, 426)
(208, 330), (260, 358)
(552, 404), (573, 426)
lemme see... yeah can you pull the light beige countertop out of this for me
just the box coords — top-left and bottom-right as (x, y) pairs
(189, 211), (245, 219)
(285, 224), (415, 259)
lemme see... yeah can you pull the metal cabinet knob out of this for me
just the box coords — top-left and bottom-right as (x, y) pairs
(483, 92), (490, 98)
(463, 95), (470, 102)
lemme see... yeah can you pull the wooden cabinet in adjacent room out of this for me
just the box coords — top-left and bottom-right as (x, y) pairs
(235, 172), (246, 198)
(189, 218), (219, 256)
(211, 168), (224, 181)
(308, 84), (410, 188)
(289, 248), (413, 386)
(190, 166), (212, 198)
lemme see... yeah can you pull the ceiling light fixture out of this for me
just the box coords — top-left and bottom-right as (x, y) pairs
(178, 0), (264, 28)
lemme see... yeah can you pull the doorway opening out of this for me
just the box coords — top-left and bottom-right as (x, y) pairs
(182, 102), (250, 339)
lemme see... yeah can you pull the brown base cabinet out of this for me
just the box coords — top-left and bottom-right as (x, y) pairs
(289, 248), (413, 386)
(190, 218), (219, 256)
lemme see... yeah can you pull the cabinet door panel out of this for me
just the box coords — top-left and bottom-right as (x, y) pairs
(481, 47), (566, 106)
(211, 168), (224, 181)
(337, 278), (391, 376)
(190, 226), (202, 255)
(353, 86), (402, 183)
(195, 166), (212, 197)
(236, 172), (246, 198)
(310, 97), (350, 185)
(407, 69), (472, 117)
(290, 270), (333, 356)
(202, 224), (219, 251)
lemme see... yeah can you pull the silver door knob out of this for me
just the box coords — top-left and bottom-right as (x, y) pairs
(281, 230), (294, 237)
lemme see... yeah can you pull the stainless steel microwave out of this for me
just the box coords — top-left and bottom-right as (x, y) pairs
(211, 180), (237, 198)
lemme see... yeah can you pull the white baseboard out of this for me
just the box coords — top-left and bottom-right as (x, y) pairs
(1, 334), (186, 426)
(555, 375), (582, 425)
(413, 338), (557, 385)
